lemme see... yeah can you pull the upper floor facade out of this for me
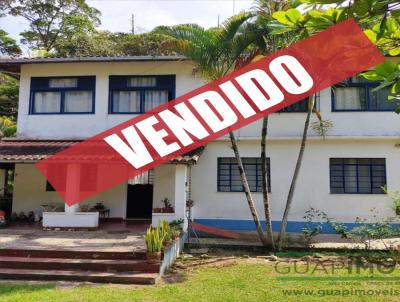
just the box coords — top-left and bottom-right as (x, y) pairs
(1, 56), (399, 139)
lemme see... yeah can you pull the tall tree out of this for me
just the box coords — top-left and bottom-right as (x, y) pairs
(0, 29), (21, 56)
(52, 31), (178, 57)
(0, 74), (19, 118)
(244, 0), (295, 250)
(0, 26), (20, 119)
(269, 1), (400, 111)
(267, 0), (400, 249)
(157, 14), (270, 246)
(3, 0), (100, 52)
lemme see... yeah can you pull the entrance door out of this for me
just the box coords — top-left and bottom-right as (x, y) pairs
(126, 170), (154, 219)
(0, 164), (14, 217)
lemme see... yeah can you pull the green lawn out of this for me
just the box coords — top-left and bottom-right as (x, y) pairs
(0, 258), (399, 302)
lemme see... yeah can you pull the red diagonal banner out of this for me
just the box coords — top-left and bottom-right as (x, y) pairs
(36, 19), (384, 206)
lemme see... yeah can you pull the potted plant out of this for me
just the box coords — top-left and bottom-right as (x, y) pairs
(145, 226), (163, 264)
(171, 227), (181, 240)
(93, 202), (105, 211)
(169, 219), (184, 239)
(161, 198), (174, 213)
(158, 220), (172, 248)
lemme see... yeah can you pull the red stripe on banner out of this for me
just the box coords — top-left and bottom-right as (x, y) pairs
(35, 19), (384, 206)
(191, 223), (241, 239)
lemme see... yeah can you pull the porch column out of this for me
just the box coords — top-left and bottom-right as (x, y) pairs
(174, 165), (188, 231)
(0, 169), (5, 197)
(64, 164), (80, 214)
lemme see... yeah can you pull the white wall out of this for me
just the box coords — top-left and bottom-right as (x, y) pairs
(152, 165), (176, 209)
(17, 61), (206, 139)
(13, 164), (127, 218)
(13, 163), (186, 220)
(17, 62), (400, 140)
(192, 139), (400, 223)
(235, 89), (400, 138)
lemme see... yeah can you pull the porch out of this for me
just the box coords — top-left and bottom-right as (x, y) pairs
(0, 222), (147, 252)
(0, 221), (186, 284)
(0, 139), (204, 230)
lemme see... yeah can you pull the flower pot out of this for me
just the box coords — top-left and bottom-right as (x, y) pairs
(163, 240), (173, 249)
(396, 206), (400, 216)
(146, 251), (162, 264)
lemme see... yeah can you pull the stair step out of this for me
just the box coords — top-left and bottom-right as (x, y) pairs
(0, 256), (159, 273)
(0, 268), (159, 284)
(0, 249), (147, 260)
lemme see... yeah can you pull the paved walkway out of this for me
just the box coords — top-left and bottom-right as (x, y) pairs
(192, 233), (400, 251)
(0, 228), (146, 252)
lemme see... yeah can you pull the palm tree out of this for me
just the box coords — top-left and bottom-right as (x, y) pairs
(156, 13), (269, 246)
(250, 0), (329, 250)
(277, 95), (316, 250)
(250, 0), (294, 250)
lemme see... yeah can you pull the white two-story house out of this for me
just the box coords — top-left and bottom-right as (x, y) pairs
(0, 56), (399, 233)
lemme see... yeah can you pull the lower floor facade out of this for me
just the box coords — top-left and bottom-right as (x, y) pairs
(191, 137), (399, 232)
(0, 137), (399, 233)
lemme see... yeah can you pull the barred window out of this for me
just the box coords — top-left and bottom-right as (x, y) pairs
(217, 158), (271, 192)
(330, 158), (386, 194)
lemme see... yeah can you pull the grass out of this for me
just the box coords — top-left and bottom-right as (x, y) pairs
(0, 258), (399, 302)
(276, 250), (400, 260)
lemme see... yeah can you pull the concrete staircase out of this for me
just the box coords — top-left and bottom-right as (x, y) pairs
(0, 249), (159, 284)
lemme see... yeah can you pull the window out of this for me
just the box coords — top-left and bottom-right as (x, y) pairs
(278, 98), (309, 113)
(30, 76), (95, 114)
(217, 157), (271, 192)
(332, 76), (397, 111)
(330, 158), (386, 194)
(109, 75), (175, 113)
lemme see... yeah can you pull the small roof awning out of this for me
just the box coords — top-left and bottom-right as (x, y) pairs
(0, 139), (204, 165)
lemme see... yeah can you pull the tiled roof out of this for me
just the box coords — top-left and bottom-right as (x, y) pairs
(0, 55), (187, 65)
(0, 55), (189, 79)
(0, 139), (204, 164)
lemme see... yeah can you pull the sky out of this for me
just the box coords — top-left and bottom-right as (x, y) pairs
(0, 0), (254, 49)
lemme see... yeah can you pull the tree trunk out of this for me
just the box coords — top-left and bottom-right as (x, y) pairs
(229, 131), (268, 246)
(261, 116), (275, 250)
(277, 95), (315, 251)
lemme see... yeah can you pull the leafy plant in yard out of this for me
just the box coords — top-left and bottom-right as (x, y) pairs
(325, 208), (400, 250)
(350, 210), (397, 250)
(302, 207), (329, 245)
(329, 221), (351, 239)
(382, 187), (400, 215)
